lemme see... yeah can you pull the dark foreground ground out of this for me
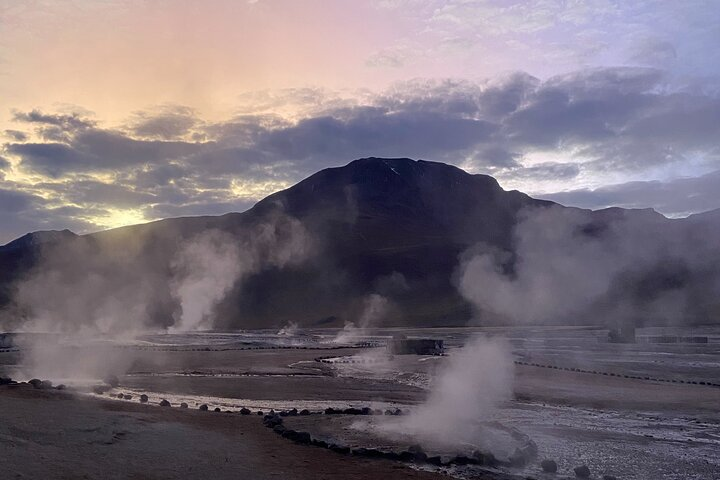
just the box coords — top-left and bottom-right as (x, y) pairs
(0, 386), (450, 480)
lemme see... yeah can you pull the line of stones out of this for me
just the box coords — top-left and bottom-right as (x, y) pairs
(514, 360), (720, 388)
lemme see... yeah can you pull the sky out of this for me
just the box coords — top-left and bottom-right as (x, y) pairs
(0, 0), (719, 244)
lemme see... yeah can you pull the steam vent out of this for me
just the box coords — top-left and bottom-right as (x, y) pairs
(387, 338), (444, 355)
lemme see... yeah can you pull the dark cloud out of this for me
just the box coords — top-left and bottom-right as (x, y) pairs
(4, 130), (28, 141)
(2, 66), (720, 242)
(540, 169), (720, 217)
(12, 109), (95, 130)
(8, 130), (205, 177)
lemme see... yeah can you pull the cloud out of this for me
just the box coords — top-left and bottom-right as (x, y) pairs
(4, 130), (28, 142)
(2, 65), (720, 243)
(129, 105), (199, 140)
(540, 169), (720, 217)
(13, 109), (96, 130)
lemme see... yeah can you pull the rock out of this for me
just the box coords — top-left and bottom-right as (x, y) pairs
(104, 374), (120, 387)
(41, 380), (53, 389)
(279, 410), (288, 417)
(257, 411), (264, 416)
(159, 399), (171, 407)
(55, 384), (66, 390)
(329, 444), (350, 454)
(361, 407), (371, 415)
(180, 402), (188, 408)
(541, 459), (558, 473)
(299, 409), (310, 416)
(199, 404), (208, 411)
(92, 385), (108, 395)
(239, 407), (251, 415)
(117, 393), (125, 399)
(343, 407), (362, 415)
(123, 394), (132, 400)
(213, 407), (221, 412)
(324, 407), (339, 415)
(29, 378), (43, 389)
(311, 439), (328, 448)
(450, 455), (477, 465)
(293, 431), (312, 444)
(140, 394), (149, 403)
(0, 377), (12, 385)
(426, 456), (442, 466)
(574, 465), (591, 478)
(287, 408), (298, 416)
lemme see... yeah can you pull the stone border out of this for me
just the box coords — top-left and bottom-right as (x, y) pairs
(514, 360), (720, 388)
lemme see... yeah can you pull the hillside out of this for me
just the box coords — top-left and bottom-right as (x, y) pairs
(0, 158), (718, 330)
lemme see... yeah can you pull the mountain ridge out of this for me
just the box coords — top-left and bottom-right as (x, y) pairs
(1, 157), (718, 330)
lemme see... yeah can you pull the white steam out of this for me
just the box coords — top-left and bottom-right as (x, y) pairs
(170, 231), (243, 331)
(333, 293), (389, 343)
(380, 336), (514, 447)
(457, 205), (713, 325)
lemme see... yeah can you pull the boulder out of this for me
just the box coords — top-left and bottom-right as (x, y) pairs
(299, 409), (310, 416)
(140, 394), (149, 403)
(55, 384), (66, 390)
(329, 444), (350, 454)
(312, 439), (328, 448)
(0, 377), (12, 385)
(123, 394), (132, 400)
(287, 408), (298, 416)
(180, 402), (188, 409)
(28, 378), (43, 389)
(574, 465), (591, 478)
(159, 399), (171, 407)
(239, 408), (251, 415)
(92, 385), (109, 395)
(541, 459), (558, 473)
(117, 393), (125, 399)
(213, 407), (221, 412)
(199, 404), (209, 411)
(40, 380), (53, 389)
(257, 411), (264, 416)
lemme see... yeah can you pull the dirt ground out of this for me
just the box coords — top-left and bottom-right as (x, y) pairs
(0, 385), (451, 480)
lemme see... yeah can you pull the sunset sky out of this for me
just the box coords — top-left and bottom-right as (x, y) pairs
(1, 0), (719, 243)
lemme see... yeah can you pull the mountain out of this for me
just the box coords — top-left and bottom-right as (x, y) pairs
(1, 157), (719, 330)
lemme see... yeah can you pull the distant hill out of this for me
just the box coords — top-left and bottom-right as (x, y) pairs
(1, 157), (718, 330)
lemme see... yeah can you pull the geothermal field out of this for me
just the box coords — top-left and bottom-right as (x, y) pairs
(0, 326), (718, 480)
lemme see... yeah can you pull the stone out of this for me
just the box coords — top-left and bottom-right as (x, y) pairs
(40, 380), (53, 389)
(55, 384), (66, 390)
(574, 465), (591, 478)
(541, 459), (558, 473)
(140, 394), (149, 403)
(0, 377), (12, 385)
(214, 407), (221, 412)
(117, 393), (125, 399)
(239, 407), (251, 415)
(180, 402), (188, 408)
(123, 394), (132, 400)
(199, 404), (208, 411)
(329, 444), (350, 454)
(299, 409), (310, 416)
(28, 378), (43, 389)
(92, 385), (108, 395)
(159, 399), (171, 407)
